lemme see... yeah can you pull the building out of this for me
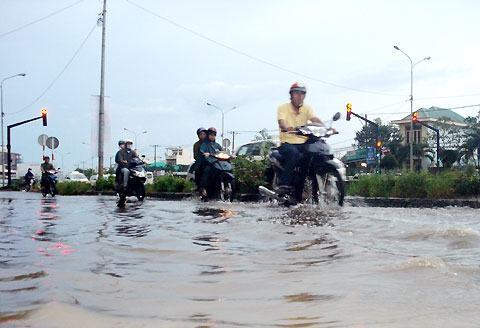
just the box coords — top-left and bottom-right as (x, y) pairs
(391, 106), (467, 168)
(0, 147), (23, 182)
(164, 147), (194, 166)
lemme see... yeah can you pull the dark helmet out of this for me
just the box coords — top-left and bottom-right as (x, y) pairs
(196, 127), (207, 135)
(28, 168), (32, 171)
(43, 156), (50, 160)
(289, 82), (306, 94)
(207, 127), (217, 135)
(118, 140), (125, 146)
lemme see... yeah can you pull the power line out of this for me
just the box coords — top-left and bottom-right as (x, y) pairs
(125, 0), (405, 97)
(6, 22), (98, 116)
(417, 93), (480, 100)
(0, 0), (85, 39)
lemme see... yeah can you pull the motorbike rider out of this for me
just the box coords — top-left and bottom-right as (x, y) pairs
(116, 139), (134, 191)
(41, 156), (55, 173)
(193, 127), (208, 188)
(115, 140), (126, 185)
(276, 82), (325, 195)
(199, 127), (223, 198)
(40, 156), (56, 188)
(24, 168), (34, 186)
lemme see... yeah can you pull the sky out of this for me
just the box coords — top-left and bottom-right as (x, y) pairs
(1, 0), (479, 171)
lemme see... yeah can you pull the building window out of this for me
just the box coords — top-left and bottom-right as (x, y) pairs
(406, 129), (422, 144)
(414, 130), (421, 144)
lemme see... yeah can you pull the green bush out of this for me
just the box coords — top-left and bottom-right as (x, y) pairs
(348, 170), (480, 199)
(95, 175), (116, 191)
(426, 171), (457, 199)
(232, 156), (268, 193)
(454, 171), (480, 197)
(392, 171), (428, 198)
(56, 181), (92, 195)
(347, 174), (395, 197)
(150, 176), (194, 193)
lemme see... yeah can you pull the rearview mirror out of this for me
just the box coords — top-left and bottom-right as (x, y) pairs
(333, 112), (341, 121)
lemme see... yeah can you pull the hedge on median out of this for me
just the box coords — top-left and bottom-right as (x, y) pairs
(348, 167), (480, 199)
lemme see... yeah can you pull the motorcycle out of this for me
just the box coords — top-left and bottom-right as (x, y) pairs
(259, 112), (346, 206)
(203, 151), (236, 202)
(40, 170), (57, 197)
(117, 157), (147, 207)
(23, 177), (35, 192)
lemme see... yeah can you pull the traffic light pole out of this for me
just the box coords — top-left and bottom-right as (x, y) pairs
(346, 107), (381, 172)
(6, 115), (43, 187)
(415, 119), (440, 168)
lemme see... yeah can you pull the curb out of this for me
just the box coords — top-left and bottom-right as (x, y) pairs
(346, 196), (480, 209)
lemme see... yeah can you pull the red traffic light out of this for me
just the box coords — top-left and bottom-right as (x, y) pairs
(346, 103), (352, 121)
(412, 111), (418, 123)
(41, 108), (47, 126)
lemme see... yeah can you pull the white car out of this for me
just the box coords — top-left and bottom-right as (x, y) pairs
(64, 171), (89, 183)
(89, 174), (116, 186)
(235, 140), (278, 160)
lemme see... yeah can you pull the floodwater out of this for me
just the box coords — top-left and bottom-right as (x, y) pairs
(1, 192), (479, 328)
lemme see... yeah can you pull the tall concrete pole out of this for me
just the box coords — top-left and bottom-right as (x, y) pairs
(98, 0), (107, 177)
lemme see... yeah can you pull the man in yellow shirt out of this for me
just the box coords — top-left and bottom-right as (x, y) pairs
(276, 82), (324, 194)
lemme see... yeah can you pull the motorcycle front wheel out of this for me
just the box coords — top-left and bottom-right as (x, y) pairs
(315, 170), (345, 206)
(136, 183), (145, 201)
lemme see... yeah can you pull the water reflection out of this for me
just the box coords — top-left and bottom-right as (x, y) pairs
(193, 207), (236, 223)
(33, 198), (59, 242)
(113, 205), (151, 238)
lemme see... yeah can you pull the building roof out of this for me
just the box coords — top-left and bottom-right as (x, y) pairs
(397, 106), (465, 124)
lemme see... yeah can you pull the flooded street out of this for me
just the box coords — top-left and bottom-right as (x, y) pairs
(1, 192), (480, 327)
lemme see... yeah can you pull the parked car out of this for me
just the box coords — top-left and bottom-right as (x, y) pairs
(146, 172), (154, 184)
(89, 174), (116, 186)
(64, 171), (89, 183)
(235, 140), (278, 160)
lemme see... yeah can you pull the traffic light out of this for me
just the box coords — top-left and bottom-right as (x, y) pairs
(412, 111), (418, 123)
(346, 103), (352, 121)
(41, 108), (47, 126)
(375, 138), (383, 150)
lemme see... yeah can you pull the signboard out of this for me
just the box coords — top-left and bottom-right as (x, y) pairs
(222, 138), (231, 149)
(46, 137), (60, 150)
(38, 134), (48, 146)
(366, 147), (376, 164)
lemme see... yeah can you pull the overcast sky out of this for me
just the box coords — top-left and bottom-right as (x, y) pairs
(1, 0), (479, 170)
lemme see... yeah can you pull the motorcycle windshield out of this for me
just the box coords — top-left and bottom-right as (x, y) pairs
(213, 161), (232, 171)
(305, 139), (331, 155)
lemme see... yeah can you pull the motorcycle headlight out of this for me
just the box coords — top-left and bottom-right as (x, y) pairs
(308, 126), (327, 137)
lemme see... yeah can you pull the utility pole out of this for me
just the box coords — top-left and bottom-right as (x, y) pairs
(228, 131), (239, 151)
(151, 144), (160, 164)
(98, 0), (107, 178)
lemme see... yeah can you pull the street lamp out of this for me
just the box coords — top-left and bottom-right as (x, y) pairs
(206, 102), (237, 143)
(1, 73), (26, 186)
(123, 128), (147, 148)
(394, 45), (430, 171)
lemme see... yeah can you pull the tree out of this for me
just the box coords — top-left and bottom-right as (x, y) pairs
(380, 154), (398, 171)
(354, 119), (405, 166)
(432, 117), (464, 150)
(461, 112), (480, 166)
(254, 129), (272, 141)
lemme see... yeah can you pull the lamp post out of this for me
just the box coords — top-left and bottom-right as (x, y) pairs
(394, 45), (430, 171)
(1, 73), (26, 186)
(123, 128), (147, 148)
(60, 152), (71, 172)
(206, 102), (237, 144)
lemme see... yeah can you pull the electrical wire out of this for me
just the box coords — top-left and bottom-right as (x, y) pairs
(0, 0), (85, 39)
(417, 93), (480, 100)
(125, 0), (405, 97)
(6, 22), (98, 116)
